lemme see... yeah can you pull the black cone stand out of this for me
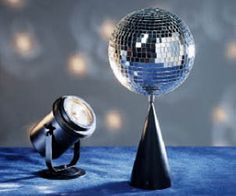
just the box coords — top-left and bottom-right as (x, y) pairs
(130, 95), (171, 190)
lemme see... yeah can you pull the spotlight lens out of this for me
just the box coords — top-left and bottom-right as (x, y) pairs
(63, 96), (93, 127)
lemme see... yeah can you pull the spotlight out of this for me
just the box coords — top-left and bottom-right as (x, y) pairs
(30, 96), (96, 179)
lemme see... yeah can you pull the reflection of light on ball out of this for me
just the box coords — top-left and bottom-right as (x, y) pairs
(100, 19), (115, 41)
(226, 41), (236, 60)
(187, 44), (196, 58)
(68, 53), (87, 76)
(2, 0), (26, 8)
(13, 32), (34, 56)
(212, 106), (228, 123)
(105, 110), (122, 131)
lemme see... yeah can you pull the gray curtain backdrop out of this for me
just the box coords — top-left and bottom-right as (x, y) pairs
(0, 0), (236, 146)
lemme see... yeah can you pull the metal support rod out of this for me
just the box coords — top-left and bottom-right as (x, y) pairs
(148, 95), (155, 104)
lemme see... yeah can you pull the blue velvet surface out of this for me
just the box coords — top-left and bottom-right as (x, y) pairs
(0, 147), (236, 195)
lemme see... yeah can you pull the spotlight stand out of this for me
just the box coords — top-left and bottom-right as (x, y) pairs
(39, 124), (85, 179)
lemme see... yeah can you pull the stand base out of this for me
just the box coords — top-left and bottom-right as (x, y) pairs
(38, 166), (85, 180)
(130, 178), (171, 190)
(38, 130), (85, 180)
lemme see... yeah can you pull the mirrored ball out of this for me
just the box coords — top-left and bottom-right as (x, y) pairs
(108, 8), (195, 96)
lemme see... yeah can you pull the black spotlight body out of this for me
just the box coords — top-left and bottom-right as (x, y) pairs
(30, 96), (96, 179)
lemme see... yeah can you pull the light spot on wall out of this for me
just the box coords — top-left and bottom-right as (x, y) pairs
(99, 19), (115, 41)
(226, 41), (236, 60)
(105, 110), (123, 131)
(12, 32), (35, 57)
(212, 106), (228, 124)
(68, 53), (87, 77)
(2, 0), (26, 8)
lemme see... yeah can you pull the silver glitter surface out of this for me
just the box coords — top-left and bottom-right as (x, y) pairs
(108, 8), (195, 96)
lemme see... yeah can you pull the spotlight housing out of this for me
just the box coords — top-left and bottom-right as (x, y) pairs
(30, 95), (96, 179)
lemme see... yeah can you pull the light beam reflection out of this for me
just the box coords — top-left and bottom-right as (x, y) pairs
(35, 185), (55, 194)
(0, 183), (21, 192)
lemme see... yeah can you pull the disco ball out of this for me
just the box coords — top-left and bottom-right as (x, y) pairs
(108, 8), (195, 96)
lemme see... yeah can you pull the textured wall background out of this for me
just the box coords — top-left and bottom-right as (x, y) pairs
(0, 0), (236, 146)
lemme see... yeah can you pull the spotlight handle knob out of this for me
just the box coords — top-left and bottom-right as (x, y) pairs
(45, 127), (81, 173)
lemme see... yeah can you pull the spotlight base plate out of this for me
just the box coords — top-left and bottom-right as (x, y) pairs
(38, 167), (85, 180)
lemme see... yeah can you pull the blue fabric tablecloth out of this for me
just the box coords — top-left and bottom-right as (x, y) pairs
(0, 147), (235, 195)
